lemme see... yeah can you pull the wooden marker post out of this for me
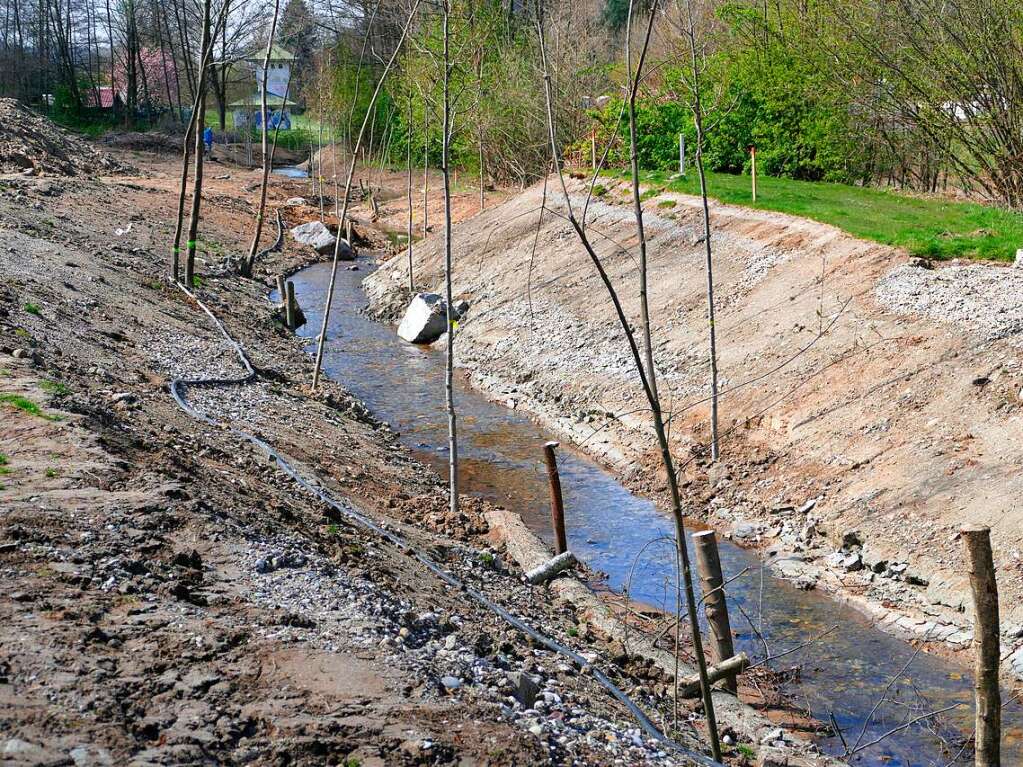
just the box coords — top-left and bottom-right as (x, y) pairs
(693, 530), (737, 693)
(543, 441), (567, 555)
(276, 275), (287, 305)
(962, 524), (1001, 767)
(285, 281), (297, 329)
(750, 145), (757, 202)
(591, 131), (597, 171)
(679, 132), (686, 176)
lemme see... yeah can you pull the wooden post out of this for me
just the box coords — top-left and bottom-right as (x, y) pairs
(543, 441), (567, 555)
(750, 145), (757, 202)
(276, 275), (287, 305)
(345, 218), (353, 246)
(693, 530), (737, 693)
(285, 280), (297, 329)
(679, 132), (685, 176)
(591, 131), (597, 170)
(962, 524), (1001, 767)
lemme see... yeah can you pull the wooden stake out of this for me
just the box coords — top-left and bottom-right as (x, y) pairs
(750, 145), (757, 202)
(679, 132), (685, 175)
(285, 280), (297, 329)
(543, 441), (567, 555)
(962, 524), (1001, 767)
(591, 130), (596, 170)
(276, 275), (286, 305)
(693, 530), (737, 693)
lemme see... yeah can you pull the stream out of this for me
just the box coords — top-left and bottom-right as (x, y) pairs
(283, 260), (1020, 766)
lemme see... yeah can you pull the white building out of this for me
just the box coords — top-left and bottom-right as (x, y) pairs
(231, 45), (297, 129)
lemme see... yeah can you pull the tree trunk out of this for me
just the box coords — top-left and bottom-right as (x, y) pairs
(625, 0), (660, 404)
(244, 0), (282, 274)
(184, 0), (212, 286)
(685, 0), (720, 461)
(407, 88), (414, 292)
(442, 0), (458, 517)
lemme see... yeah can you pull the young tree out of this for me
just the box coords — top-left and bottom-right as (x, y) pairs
(440, 0), (458, 516)
(534, 1), (722, 758)
(243, 0), (283, 276)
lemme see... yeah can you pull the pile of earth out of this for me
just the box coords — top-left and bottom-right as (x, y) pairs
(0, 98), (134, 176)
(100, 130), (183, 153)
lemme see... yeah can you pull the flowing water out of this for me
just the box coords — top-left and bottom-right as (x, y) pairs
(285, 260), (1020, 766)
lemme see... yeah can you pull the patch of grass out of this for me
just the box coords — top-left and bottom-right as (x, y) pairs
(45, 467), (59, 478)
(191, 275), (203, 289)
(24, 303), (41, 316)
(40, 380), (70, 396)
(736, 743), (755, 760)
(567, 626), (579, 637)
(656, 199), (677, 209)
(326, 523), (341, 537)
(592, 183), (607, 198)
(478, 551), (495, 568)
(0, 453), (7, 466)
(0, 393), (60, 421)
(620, 168), (1023, 261)
(14, 328), (31, 340)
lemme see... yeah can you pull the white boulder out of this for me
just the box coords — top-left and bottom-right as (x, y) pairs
(290, 221), (354, 259)
(397, 293), (449, 344)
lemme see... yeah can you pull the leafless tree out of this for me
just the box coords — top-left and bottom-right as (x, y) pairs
(533, 1), (721, 759)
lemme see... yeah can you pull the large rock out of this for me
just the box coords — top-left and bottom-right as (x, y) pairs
(397, 293), (450, 344)
(290, 221), (354, 259)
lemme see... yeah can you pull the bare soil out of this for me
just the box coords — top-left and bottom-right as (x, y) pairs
(365, 173), (1023, 677)
(0, 142), (823, 765)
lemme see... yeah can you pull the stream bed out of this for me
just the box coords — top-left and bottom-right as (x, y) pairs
(285, 260), (1020, 766)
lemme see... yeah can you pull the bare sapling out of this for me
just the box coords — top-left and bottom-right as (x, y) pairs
(406, 87), (414, 292)
(533, 3), (721, 759)
(171, 0), (221, 281)
(184, 0), (213, 288)
(243, 0), (282, 276)
(441, 0), (458, 516)
(626, 0), (661, 403)
(310, 0), (423, 390)
(681, 0), (719, 460)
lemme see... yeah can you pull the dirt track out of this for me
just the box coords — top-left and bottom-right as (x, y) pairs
(0, 144), (843, 765)
(365, 173), (1023, 676)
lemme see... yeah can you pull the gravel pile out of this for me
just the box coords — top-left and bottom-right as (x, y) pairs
(0, 98), (135, 176)
(876, 261), (1023, 343)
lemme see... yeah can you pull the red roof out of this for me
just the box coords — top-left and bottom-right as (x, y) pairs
(83, 87), (117, 109)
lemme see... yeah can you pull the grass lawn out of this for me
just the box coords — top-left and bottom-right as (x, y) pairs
(619, 168), (1023, 262)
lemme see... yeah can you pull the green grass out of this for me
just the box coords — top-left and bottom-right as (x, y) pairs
(40, 380), (70, 396)
(0, 454), (9, 476)
(0, 393), (60, 420)
(24, 303), (41, 316)
(623, 168), (1023, 261)
(45, 468), (58, 478)
(191, 275), (203, 289)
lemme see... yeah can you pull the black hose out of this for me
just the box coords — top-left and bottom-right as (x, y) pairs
(168, 279), (722, 767)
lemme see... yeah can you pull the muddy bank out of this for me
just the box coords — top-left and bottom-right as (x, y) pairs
(363, 174), (1023, 681)
(0, 146), (838, 766)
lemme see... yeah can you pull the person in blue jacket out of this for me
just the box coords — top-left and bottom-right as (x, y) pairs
(203, 126), (213, 156)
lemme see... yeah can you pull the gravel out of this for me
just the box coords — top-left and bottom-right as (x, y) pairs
(875, 261), (1023, 343)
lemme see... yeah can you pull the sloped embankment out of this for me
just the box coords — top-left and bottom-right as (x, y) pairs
(366, 175), (1023, 669)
